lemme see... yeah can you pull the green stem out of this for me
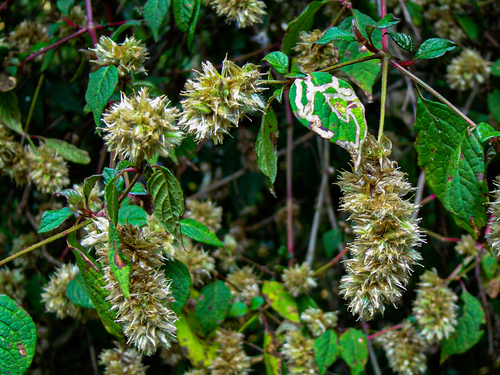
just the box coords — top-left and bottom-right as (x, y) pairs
(0, 219), (92, 267)
(262, 79), (290, 85)
(22, 74), (44, 148)
(313, 247), (349, 277)
(390, 60), (478, 129)
(237, 312), (261, 334)
(320, 54), (382, 74)
(378, 56), (389, 142)
(446, 255), (476, 281)
(118, 171), (141, 205)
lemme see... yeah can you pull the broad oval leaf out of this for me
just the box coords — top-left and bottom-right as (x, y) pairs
(180, 218), (223, 247)
(195, 280), (231, 336)
(314, 330), (339, 375)
(38, 207), (74, 233)
(162, 259), (191, 314)
(339, 328), (368, 375)
(55, 188), (82, 208)
(66, 273), (95, 309)
(173, 0), (195, 33)
(289, 72), (367, 153)
(44, 138), (91, 164)
(414, 98), (488, 238)
(0, 294), (37, 375)
(0, 91), (23, 134)
(387, 32), (414, 53)
(85, 66), (119, 125)
(315, 27), (356, 45)
(144, 0), (171, 41)
(262, 51), (289, 74)
(262, 281), (299, 322)
(256, 105), (279, 187)
(414, 38), (456, 60)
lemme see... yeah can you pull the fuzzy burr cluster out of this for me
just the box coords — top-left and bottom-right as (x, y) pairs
(26, 143), (70, 194)
(455, 234), (479, 257)
(209, 329), (251, 375)
(446, 49), (491, 91)
(97, 224), (178, 355)
(226, 266), (261, 301)
(102, 88), (184, 164)
(338, 134), (423, 320)
(375, 321), (428, 375)
(282, 262), (317, 297)
(281, 329), (318, 375)
(90, 36), (148, 76)
(99, 342), (148, 375)
(8, 20), (48, 54)
(208, 0), (266, 28)
(487, 177), (500, 258)
(412, 270), (458, 342)
(294, 29), (339, 72)
(300, 307), (339, 337)
(185, 199), (223, 232)
(179, 58), (265, 145)
(174, 240), (215, 285)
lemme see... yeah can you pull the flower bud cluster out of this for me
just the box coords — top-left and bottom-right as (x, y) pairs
(282, 262), (317, 297)
(374, 321), (428, 375)
(412, 270), (458, 342)
(207, 0), (266, 28)
(179, 58), (265, 145)
(8, 20), (48, 54)
(338, 135), (423, 320)
(281, 329), (319, 375)
(90, 36), (148, 76)
(455, 234), (479, 257)
(174, 240), (215, 285)
(99, 342), (148, 375)
(294, 29), (339, 72)
(102, 88), (184, 164)
(415, 0), (467, 42)
(226, 266), (261, 301)
(185, 199), (223, 232)
(209, 329), (251, 375)
(300, 307), (339, 337)
(446, 49), (491, 91)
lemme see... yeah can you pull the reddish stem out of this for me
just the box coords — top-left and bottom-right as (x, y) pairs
(367, 323), (402, 340)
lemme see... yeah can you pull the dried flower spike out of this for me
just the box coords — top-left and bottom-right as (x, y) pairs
(179, 58), (265, 144)
(294, 29), (339, 72)
(90, 35), (148, 76)
(412, 270), (458, 342)
(102, 88), (184, 164)
(300, 307), (339, 337)
(209, 329), (251, 375)
(281, 329), (319, 375)
(338, 134), (423, 320)
(446, 49), (491, 91)
(208, 0), (266, 28)
(27, 143), (70, 194)
(282, 262), (317, 297)
(185, 199), (223, 232)
(99, 342), (148, 375)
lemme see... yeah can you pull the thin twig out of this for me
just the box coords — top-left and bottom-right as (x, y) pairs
(362, 322), (382, 375)
(367, 323), (402, 340)
(85, 0), (98, 46)
(313, 247), (349, 277)
(284, 94), (294, 267)
(475, 259), (495, 357)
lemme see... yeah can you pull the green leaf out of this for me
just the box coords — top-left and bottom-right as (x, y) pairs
(256, 106), (279, 186)
(387, 32), (414, 53)
(162, 259), (191, 314)
(44, 138), (91, 164)
(227, 302), (249, 318)
(85, 66), (119, 126)
(82, 174), (101, 209)
(180, 218), (223, 247)
(297, 294), (318, 313)
(336, 10), (382, 98)
(105, 176), (120, 227)
(55, 189), (82, 208)
(282, 0), (329, 55)
(339, 328), (368, 375)
(56, 0), (74, 16)
(488, 89), (500, 124)
(103, 168), (125, 193)
(476, 122), (500, 143)
(314, 330), (339, 375)
(187, 0), (200, 50)
(111, 20), (143, 41)
(322, 228), (342, 258)
(129, 182), (148, 195)
(0, 91), (23, 134)
(289, 72), (367, 154)
(66, 274), (95, 309)
(414, 38), (456, 60)
(454, 14), (479, 41)
(315, 27), (356, 45)
(250, 296), (265, 311)
(68, 235), (123, 338)
(131, 80), (164, 97)
(481, 252), (498, 280)
(118, 205), (148, 227)
(108, 223), (131, 299)
(263, 51), (289, 74)
(414, 98), (488, 238)
(0, 294), (37, 375)
(264, 331), (283, 375)
(147, 166), (185, 239)
(262, 281), (299, 322)
(491, 59), (500, 77)
(284, 62), (307, 79)
(38, 207), (73, 233)
(273, 87), (284, 103)
(173, 0), (195, 33)
(365, 13), (400, 43)
(144, 0), (171, 42)
(176, 311), (219, 367)
(195, 280), (231, 335)
(441, 290), (485, 359)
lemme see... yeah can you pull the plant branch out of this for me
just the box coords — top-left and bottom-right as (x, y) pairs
(22, 74), (44, 148)
(320, 54), (382, 74)
(313, 247), (349, 277)
(85, 0), (98, 46)
(378, 56), (389, 142)
(284, 94), (294, 267)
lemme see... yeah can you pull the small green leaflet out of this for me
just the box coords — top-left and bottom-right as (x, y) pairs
(56, 0), (74, 16)
(162, 259), (191, 314)
(111, 20), (143, 41)
(491, 59), (500, 77)
(315, 27), (355, 45)
(180, 218), (223, 247)
(195, 280), (231, 336)
(66, 273), (95, 309)
(262, 281), (299, 322)
(108, 223), (131, 299)
(0, 91), (23, 134)
(289, 72), (367, 155)
(38, 207), (74, 233)
(314, 330), (339, 375)
(256, 105), (279, 188)
(85, 66), (119, 126)
(144, 0), (171, 42)
(251, 296), (265, 311)
(0, 294), (37, 375)
(82, 174), (101, 210)
(55, 188), (82, 208)
(414, 97), (488, 238)
(365, 13), (400, 44)
(322, 228), (342, 258)
(414, 38), (456, 60)
(44, 138), (91, 164)
(441, 290), (485, 359)
(227, 302), (248, 318)
(339, 329), (368, 375)
(173, 0), (195, 33)
(264, 331), (283, 375)
(387, 32), (414, 53)
(262, 51), (289, 74)
(476, 122), (500, 143)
